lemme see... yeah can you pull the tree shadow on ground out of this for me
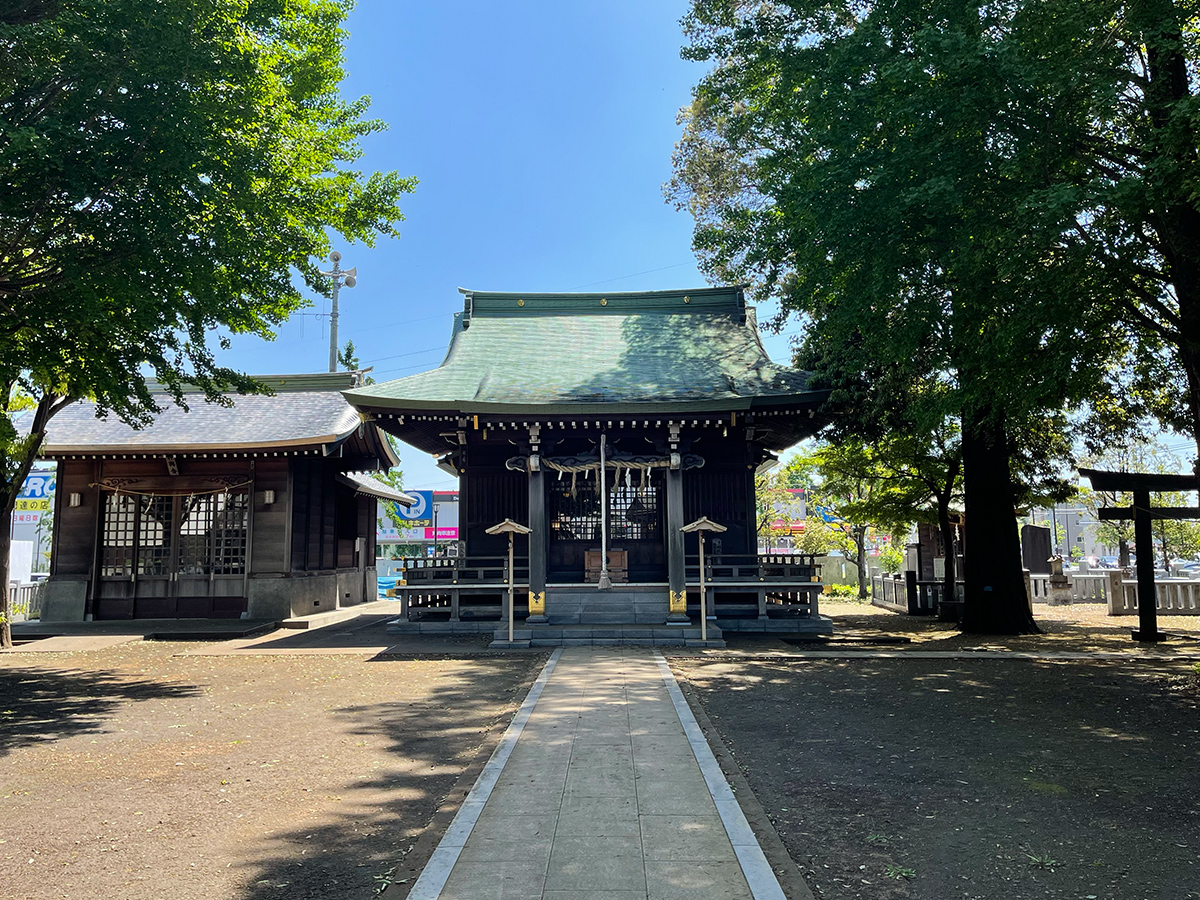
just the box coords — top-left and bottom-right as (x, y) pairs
(0, 665), (202, 759)
(680, 655), (1200, 900)
(819, 603), (1200, 651)
(232, 654), (543, 900)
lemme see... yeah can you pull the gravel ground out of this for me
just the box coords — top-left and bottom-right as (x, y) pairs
(672, 601), (1200, 900)
(0, 638), (544, 900)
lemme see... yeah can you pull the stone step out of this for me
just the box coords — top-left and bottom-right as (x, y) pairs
(489, 621), (724, 649)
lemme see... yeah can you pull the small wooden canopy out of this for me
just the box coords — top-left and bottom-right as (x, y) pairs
(681, 516), (728, 533)
(485, 519), (532, 535)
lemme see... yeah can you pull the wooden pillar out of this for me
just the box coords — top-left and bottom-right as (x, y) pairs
(1133, 490), (1160, 642)
(666, 465), (688, 623)
(527, 462), (548, 623)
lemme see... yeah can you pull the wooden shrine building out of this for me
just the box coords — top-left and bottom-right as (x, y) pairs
(38, 372), (411, 622)
(346, 287), (832, 646)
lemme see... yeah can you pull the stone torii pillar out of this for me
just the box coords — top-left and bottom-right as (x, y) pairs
(1080, 467), (1200, 643)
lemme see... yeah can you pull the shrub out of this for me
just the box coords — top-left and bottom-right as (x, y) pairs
(825, 583), (860, 599)
(880, 545), (904, 574)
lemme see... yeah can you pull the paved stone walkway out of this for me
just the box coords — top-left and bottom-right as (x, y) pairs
(409, 647), (787, 900)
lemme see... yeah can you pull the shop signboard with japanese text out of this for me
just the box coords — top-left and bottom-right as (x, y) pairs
(394, 491), (434, 528)
(13, 471), (55, 525)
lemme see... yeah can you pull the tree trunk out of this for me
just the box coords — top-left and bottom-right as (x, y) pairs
(0, 502), (12, 649)
(0, 392), (70, 649)
(855, 525), (868, 600)
(1143, 4), (1200, 475)
(1, 477), (29, 649)
(936, 496), (957, 605)
(960, 409), (1039, 634)
(1118, 536), (1131, 570)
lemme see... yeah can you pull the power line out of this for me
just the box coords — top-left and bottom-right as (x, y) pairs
(344, 310), (453, 335)
(568, 261), (695, 290)
(373, 359), (445, 377)
(363, 345), (445, 365)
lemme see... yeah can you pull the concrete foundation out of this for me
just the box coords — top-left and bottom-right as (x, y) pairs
(248, 573), (339, 619)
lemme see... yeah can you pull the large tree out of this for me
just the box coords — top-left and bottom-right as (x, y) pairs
(815, 431), (963, 601)
(667, 0), (1193, 633)
(0, 0), (414, 645)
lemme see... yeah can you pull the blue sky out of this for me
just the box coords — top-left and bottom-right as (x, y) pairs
(218, 0), (798, 490)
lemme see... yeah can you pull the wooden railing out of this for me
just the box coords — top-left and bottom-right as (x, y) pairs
(684, 553), (822, 584)
(386, 557), (530, 622)
(392, 556), (530, 587)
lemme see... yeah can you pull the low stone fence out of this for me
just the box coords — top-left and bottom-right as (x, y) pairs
(870, 572), (960, 616)
(871, 573), (908, 611)
(7, 580), (46, 622)
(1110, 578), (1200, 616)
(1029, 572), (1114, 603)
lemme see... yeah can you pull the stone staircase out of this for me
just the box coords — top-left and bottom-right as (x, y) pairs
(490, 621), (724, 650)
(490, 587), (725, 648)
(541, 588), (673, 625)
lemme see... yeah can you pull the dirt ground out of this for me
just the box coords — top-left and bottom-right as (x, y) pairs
(673, 601), (1200, 900)
(4, 600), (1200, 900)
(810, 597), (1200, 654)
(0, 636), (543, 900)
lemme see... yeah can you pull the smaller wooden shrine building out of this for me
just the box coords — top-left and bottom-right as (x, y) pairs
(38, 372), (410, 622)
(346, 286), (831, 643)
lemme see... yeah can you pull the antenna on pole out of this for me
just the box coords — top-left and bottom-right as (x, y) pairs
(319, 251), (357, 372)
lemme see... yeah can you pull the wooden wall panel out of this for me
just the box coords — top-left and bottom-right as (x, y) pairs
(52, 460), (99, 576)
(251, 458), (289, 575)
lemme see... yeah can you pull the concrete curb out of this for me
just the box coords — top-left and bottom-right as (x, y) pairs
(279, 598), (400, 630)
(655, 652), (789, 900)
(392, 651), (553, 899)
(671, 665), (817, 900)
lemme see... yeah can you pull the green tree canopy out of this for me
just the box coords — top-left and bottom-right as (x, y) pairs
(0, 0), (414, 645)
(669, 0), (1198, 632)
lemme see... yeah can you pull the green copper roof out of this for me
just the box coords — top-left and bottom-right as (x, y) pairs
(346, 287), (823, 414)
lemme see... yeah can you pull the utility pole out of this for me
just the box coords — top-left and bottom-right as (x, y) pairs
(319, 251), (357, 372)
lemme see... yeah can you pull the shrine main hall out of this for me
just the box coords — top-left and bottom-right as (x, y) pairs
(347, 286), (831, 647)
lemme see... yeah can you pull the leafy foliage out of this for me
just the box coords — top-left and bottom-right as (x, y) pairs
(879, 544), (904, 575)
(0, 0), (413, 645)
(669, 0), (1200, 632)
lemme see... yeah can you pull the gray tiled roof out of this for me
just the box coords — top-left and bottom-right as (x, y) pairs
(345, 287), (821, 414)
(42, 390), (364, 454)
(336, 472), (415, 506)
